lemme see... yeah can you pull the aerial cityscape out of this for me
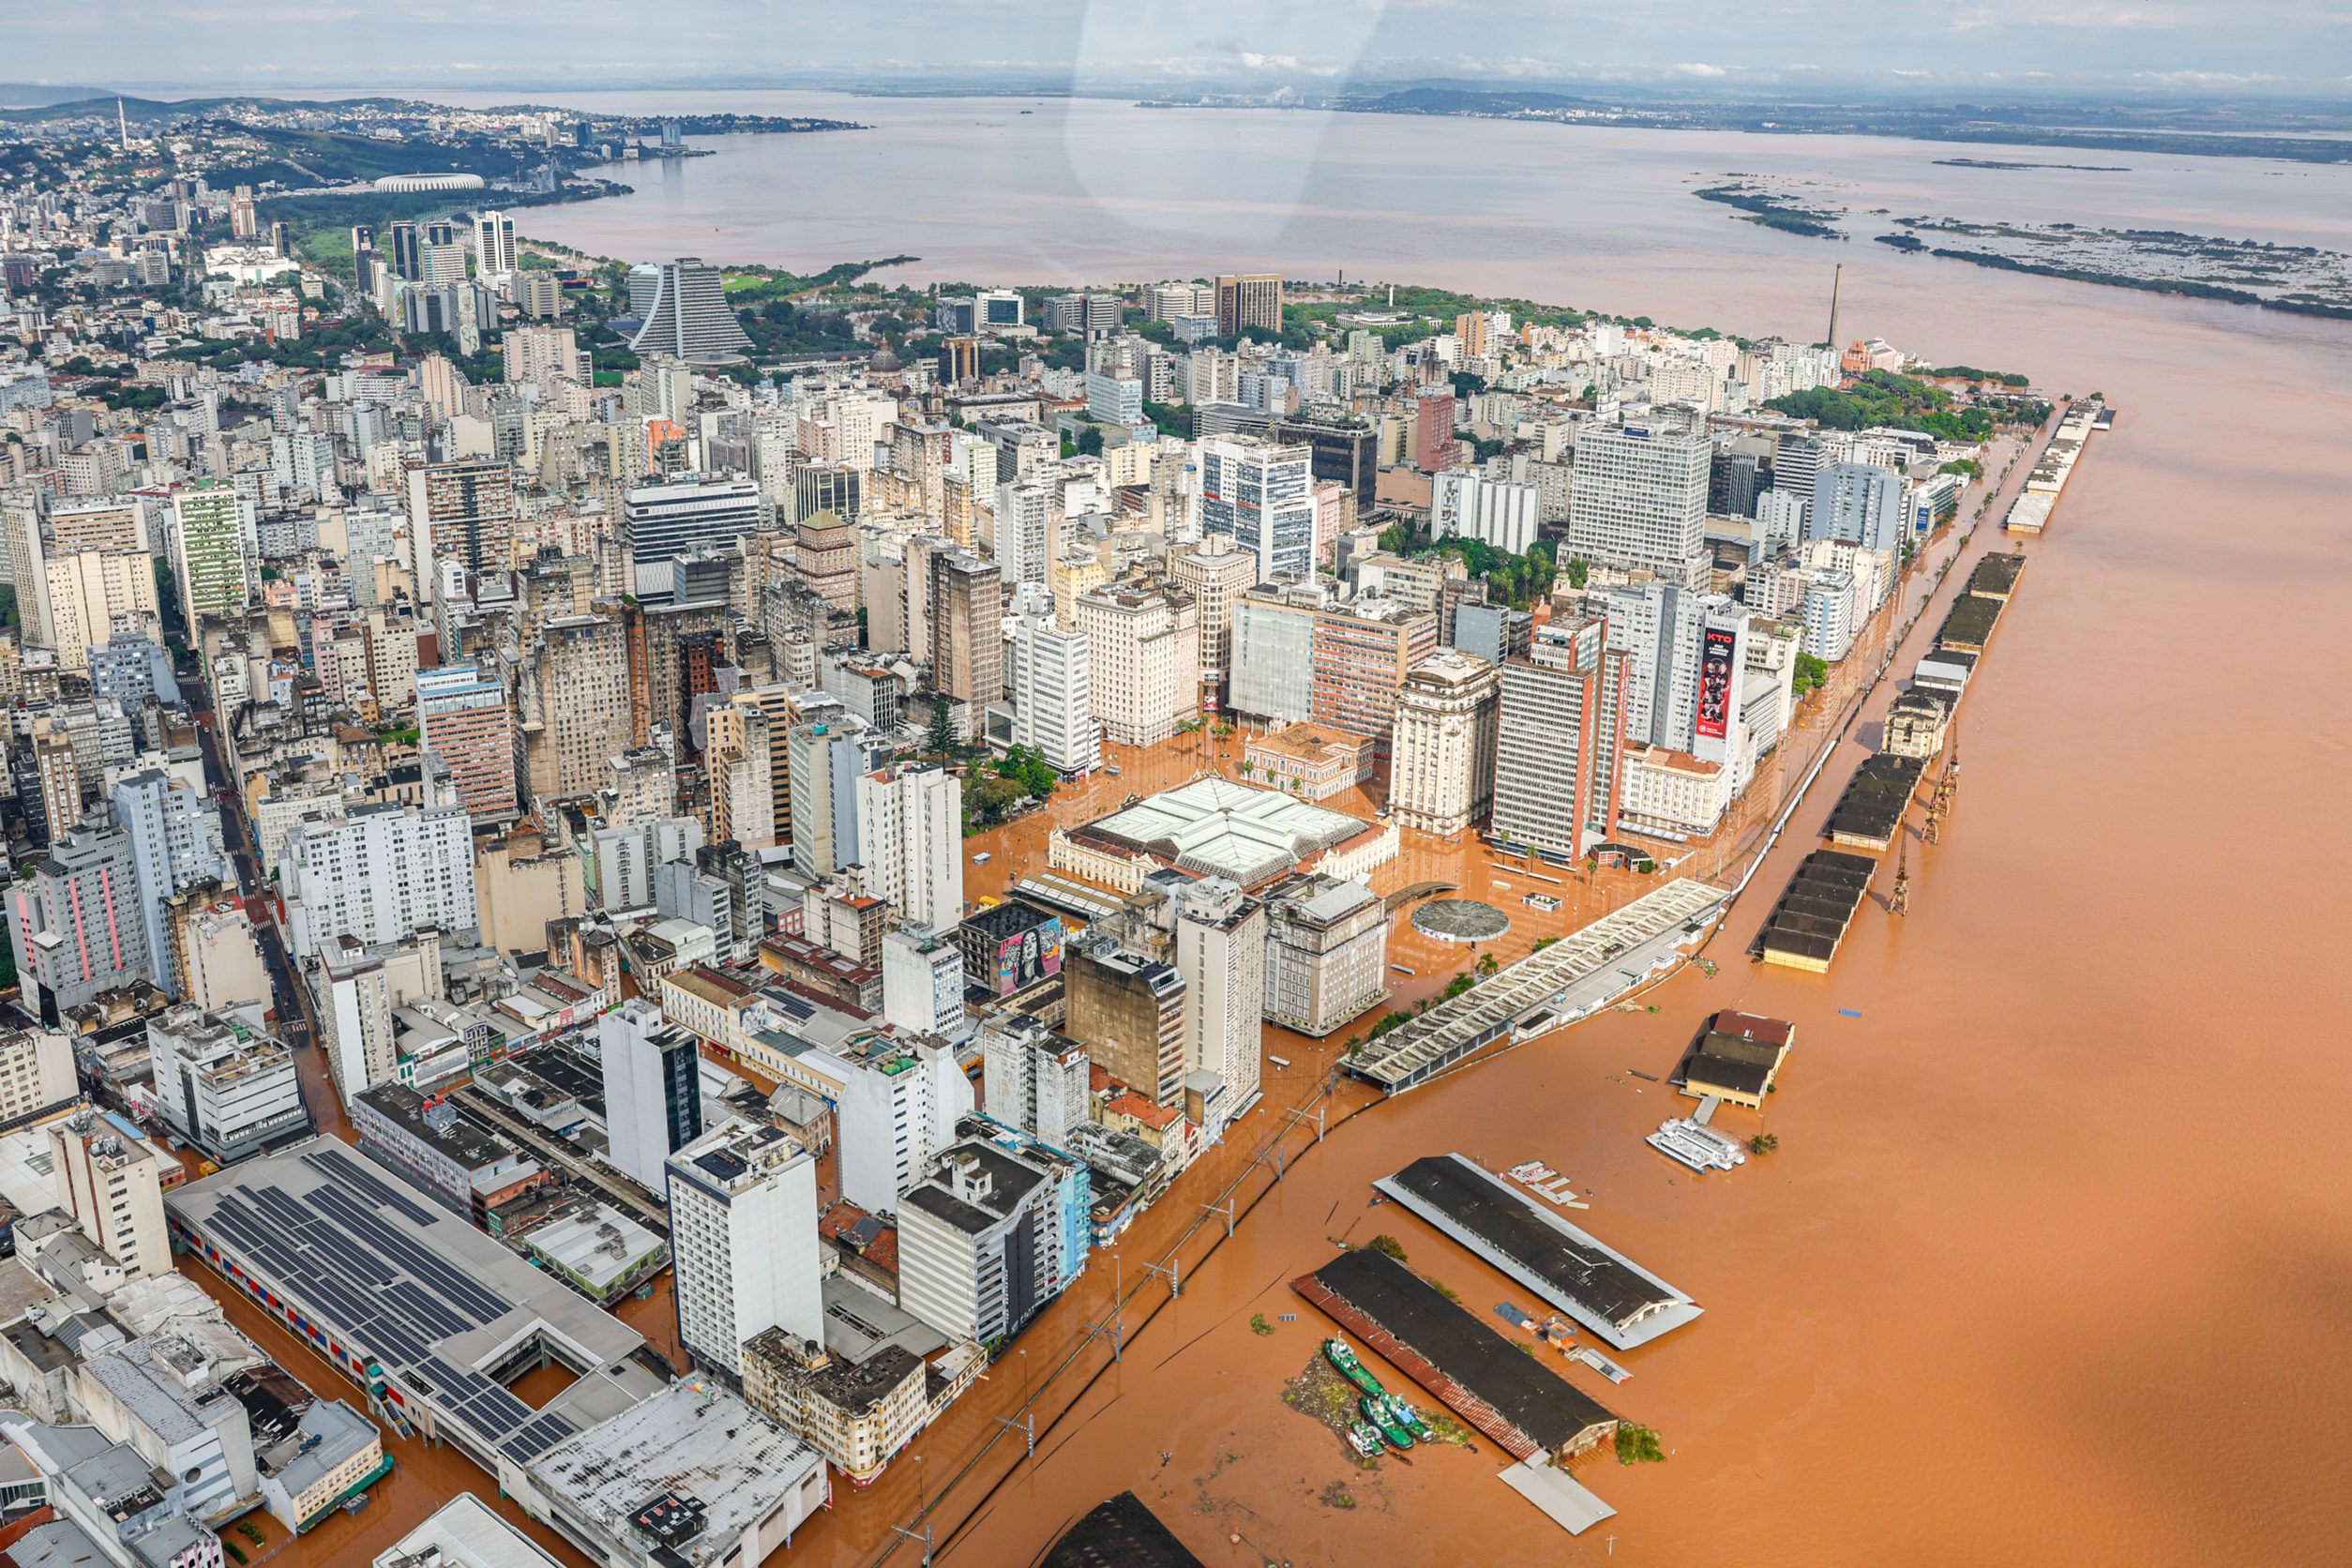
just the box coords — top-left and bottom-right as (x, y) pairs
(0, 10), (2341, 1568)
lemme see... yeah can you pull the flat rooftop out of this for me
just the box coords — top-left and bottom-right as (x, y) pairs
(1374, 1154), (1703, 1349)
(1295, 1246), (1620, 1458)
(371, 1492), (567, 1568)
(1073, 776), (1377, 887)
(1824, 752), (1927, 847)
(1756, 851), (1876, 968)
(166, 1138), (654, 1472)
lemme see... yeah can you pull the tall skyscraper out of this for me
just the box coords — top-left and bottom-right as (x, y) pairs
(1168, 533), (1256, 706)
(417, 663), (519, 820)
(1492, 613), (1629, 859)
(665, 1119), (820, 1380)
(0, 489), (53, 647)
(930, 554), (1003, 710)
(1214, 273), (1283, 338)
(472, 210), (517, 279)
(172, 480), (249, 622)
(602, 999), (706, 1198)
(623, 478), (761, 596)
(854, 762), (964, 933)
(1199, 435), (1314, 580)
(386, 220), (421, 281)
(1431, 470), (1539, 555)
(1413, 388), (1458, 473)
(111, 768), (230, 1001)
(280, 799), (478, 959)
(1568, 424), (1711, 575)
(405, 459), (517, 587)
(1008, 609), (1098, 775)
(523, 611), (630, 801)
(630, 257), (755, 363)
(1169, 878), (1264, 1133)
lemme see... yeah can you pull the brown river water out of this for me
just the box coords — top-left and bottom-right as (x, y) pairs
(253, 90), (2352, 1567)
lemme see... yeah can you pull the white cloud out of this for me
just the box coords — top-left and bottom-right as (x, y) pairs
(1674, 62), (1727, 77)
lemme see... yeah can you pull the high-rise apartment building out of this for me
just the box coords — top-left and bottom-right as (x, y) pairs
(417, 663), (519, 821)
(930, 554), (1003, 709)
(281, 800), (477, 959)
(524, 611), (630, 801)
(1810, 462), (1907, 554)
(1430, 470), (1540, 556)
(1007, 609), (1098, 775)
(1065, 943), (1186, 1107)
(1, 489), (54, 647)
(30, 725), (81, 844)
(853, 762), (963, 933)
(8, 821), (151, 1016)
(503, 322), (579, 386)
(386, 220), (421, 281)
(1413, 389), (1457, 473)
(630, 257), (755, 362)
(1169, 879), (1264, 1131)
(666, 1119), (821, 1381)
(173, 481), (249, 621)
(1568, 424), (1711, 574)
(111, 768), (230, 1001)
(313, 934), (399, 1104)
(147, 1003), (309, 1164)
(704, 700), (776, 850)
(1388, 649), (1500, 833)
(1073, 580), (1199, 747)
(50, 1108), (168, 1278)
(1268, 407), (1378, 508)
(1492, 613), (1629, 859)
(1309, 596), (1437, 749)
(1199, 436), (1314, 580)
(898, 1140), (1084, 1346)
(882, 924), (968, 1042)
(1214, 273), (1283, 338)
(980, 1016), (1092, 1150)
(1168, 533), (1256, 706)
(405, 459), (517, 586)
(602, 998), (706, 1197)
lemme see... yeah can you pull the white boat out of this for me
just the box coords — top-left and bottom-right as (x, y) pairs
(1646, 1131), (1715, 1172)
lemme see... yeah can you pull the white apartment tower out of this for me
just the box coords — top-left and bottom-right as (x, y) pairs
(1007, 609), (1098, 775)
(853, 762), (963, 934)
(666, 1119), (822, 1380)
(1567, 424), (1711, 575)
(1388, 649), (1500, 834)
(1170, 878), (1265, 1130)
(281, 801), (477, 959)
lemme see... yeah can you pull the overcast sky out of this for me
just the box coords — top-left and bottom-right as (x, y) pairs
(8, 1), (2346, 99)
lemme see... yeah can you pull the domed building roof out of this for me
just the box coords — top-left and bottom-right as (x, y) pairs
(869, 346), (902, 371)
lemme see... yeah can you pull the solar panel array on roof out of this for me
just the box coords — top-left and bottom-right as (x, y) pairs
(188, 1147), (566, 1455)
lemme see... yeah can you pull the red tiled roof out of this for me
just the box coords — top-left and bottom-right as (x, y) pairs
(1711, 1010), (1794, 1046)
(1106, 1091), (1182, 1130)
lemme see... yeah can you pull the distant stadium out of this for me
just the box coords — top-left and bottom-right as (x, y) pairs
(372, 173), (486, 191)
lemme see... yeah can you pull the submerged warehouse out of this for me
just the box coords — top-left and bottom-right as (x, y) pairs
(1825, 753), (1929, 852)
(1756, 850), (1877, 972)
(1373, 1154), (1703, 1349)
(1293, 1248), (1621, 1461)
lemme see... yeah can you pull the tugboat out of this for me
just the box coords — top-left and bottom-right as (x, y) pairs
(1360, 1395), (1416, 1451)
(1323, 1337), (1385, 1397)
(1345, 1422), (1384, 1457)
(1382, 1395), (1435, 1441)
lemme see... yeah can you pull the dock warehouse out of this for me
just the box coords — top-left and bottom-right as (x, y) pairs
(165, 1138), (665, 1488)
(1292, 1247), (1620, 1461)
(1756, 850), (1877, 973)
(1824, 753), (1928, 852)
(1673, 1010), (1796, 1108)
(1373, 1154), (1703, 1350)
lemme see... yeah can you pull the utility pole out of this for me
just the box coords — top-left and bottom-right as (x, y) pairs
(1142, 1256), (1181, 1297)
(997, 1411), (1035, 1460)
(890, 1523), (933, 1568)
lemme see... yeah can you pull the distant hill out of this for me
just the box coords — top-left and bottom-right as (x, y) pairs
(0, 84), (108, 110)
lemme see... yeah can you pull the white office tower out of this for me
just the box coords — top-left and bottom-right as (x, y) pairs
(1008, 609), (1098, 775)
(1756, 488), (1810, 551)
(979, 1016), (1091, 1150)
(1430, 470), (1540, 556)
(1802, 569), (1858, 662)
(1809, 462), (1908, 554)
(1567, 424), (1711, 576)
(1199, 435), (1315, 579)
(629, 257), (755, 363)
(110, 768), (230, 1001)
(853, 762), (964, 934)
(1581, 576), (1677, 748)
(666, 1118), (822, 1380)
(1171, 877), (1265, 1131)
(472, 210), (517, 280)
(281, 801), (476, 959)
(1662, 596), (1753, 780)
(601, 999), (707, 1198)
(313, 935), (398, 1103)
(882, 925), (969, 1042)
